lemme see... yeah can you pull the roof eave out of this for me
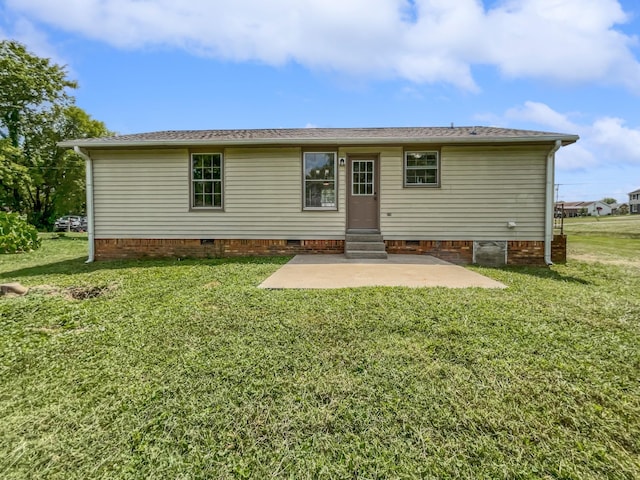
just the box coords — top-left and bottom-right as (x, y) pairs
(59, 134), (579, 149)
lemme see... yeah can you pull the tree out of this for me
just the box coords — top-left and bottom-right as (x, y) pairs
(20, 106), (111, 227)
(0, 138), (28, 208)
(0, 40), (111, 229)
(0, 40), (76, 148)
(601, 197), (617, 205)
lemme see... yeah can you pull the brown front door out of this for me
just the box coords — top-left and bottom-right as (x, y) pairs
(347, 155), (379, 230)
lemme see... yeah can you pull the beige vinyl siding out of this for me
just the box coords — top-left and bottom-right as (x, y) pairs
(379, 145), (549, 240)
(92, 147), (346, 239)
(92, 144), (548, 241)
(93, 149), (187, 238)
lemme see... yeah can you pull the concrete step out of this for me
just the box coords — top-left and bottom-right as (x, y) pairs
(345, 241), (386, 252)
(344, 230), (387, 259)
(345, 233), (383, 243)
(345, 250), (388, 260)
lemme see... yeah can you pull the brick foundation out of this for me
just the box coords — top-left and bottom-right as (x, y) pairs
(507, 240), (545, 266)
(94, 238), (344, 260)
(385, 240), (473, 265)
(387, 239), (559, 266)
(94, 237), (565, 266)
(551, 234), (567, 264)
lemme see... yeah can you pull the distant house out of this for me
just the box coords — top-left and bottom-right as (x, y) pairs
(610, 203), (628, 215)
(556, 200), (612, 217)
(629, 189), (640, 215)
(60, 126), (578, 266)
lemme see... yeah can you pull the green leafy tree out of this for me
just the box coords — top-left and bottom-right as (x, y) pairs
(0, 40), (76, 148)
(0, 40), (111, 229)
(601, 197), (617, 205)
(20, 106), (111, 227)
(0, 138), (28, 206)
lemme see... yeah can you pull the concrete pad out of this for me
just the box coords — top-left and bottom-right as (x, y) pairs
(259, 254), (506, 289)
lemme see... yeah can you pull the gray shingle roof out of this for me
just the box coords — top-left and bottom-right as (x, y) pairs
(59, 126), (579, 148)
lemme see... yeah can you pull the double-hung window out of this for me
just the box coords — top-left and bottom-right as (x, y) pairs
(404, 151), (439, 187)
(303, 152), (337, 210)
(191, 153), (223, 209)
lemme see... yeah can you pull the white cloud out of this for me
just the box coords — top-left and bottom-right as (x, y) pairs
(591, 117), (640, 162)
(0, 16), (68, 67)
(554, 143), (599, 171)
(482, 0), (640, 90)
(3, 0), (639, 92)
(494, 100), (640, 171)
(505, 101), (579, 133)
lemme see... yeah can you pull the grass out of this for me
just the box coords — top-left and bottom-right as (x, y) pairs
(1, 232), (639, 478)
(559, 215), (640, 264)
(560, 214), (640, 238)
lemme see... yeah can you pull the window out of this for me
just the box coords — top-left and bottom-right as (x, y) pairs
(191, 153), (222, 209)
(304, 152), (336, 209)
(404, 151), (439, 187)
(352, 160), (374, 195)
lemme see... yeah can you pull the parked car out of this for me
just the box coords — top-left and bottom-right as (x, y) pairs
(73, 217), (88, 232)
(54, 215), (82, 232)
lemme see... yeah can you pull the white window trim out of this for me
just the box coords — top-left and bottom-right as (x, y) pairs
(191, 153), (223, 210)
(351, 159), (375, 196)
(303, 151), (338, 211)
(404, 150), (440, 188)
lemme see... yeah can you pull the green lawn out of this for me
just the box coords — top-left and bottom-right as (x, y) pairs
(560, 215), (640, 263)
(1, 234), (639, 479)
(560, 214), (640, 238)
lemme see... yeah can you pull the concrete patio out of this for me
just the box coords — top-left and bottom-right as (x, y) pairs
(259, 254), (506, 289)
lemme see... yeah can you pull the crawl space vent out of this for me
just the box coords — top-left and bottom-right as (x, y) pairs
(473, 241), (507, 267)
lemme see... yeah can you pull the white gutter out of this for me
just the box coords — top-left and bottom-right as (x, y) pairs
(74, 146), (95, 263)
(545, 140), (562, 265)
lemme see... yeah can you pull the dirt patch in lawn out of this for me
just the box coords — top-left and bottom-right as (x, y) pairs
(30, 283), (118, 300)
(63, 285), (116, 300)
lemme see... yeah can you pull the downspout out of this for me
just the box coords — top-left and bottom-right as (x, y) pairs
(544, 140), (562, 265)
(74, 146), (95, 263)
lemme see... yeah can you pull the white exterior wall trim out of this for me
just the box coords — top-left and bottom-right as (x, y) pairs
(75, 147), (94, 263)
(545, 140), (561, 265)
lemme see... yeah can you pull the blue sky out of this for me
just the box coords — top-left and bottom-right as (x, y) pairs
(1, 0), (639, 203)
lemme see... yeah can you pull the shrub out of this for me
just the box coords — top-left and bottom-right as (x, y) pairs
(0, 212), (41, 253)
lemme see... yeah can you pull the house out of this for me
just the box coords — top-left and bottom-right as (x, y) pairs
(60, 126), (578, 266)
(556, 200), (612, 217)
(610, 203), (628, 215)
(629, 189), (640, 214)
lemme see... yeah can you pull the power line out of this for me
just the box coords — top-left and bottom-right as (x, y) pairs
(556, 182), (628, 186)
